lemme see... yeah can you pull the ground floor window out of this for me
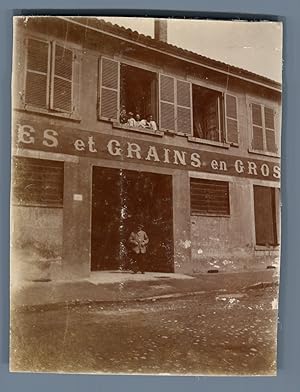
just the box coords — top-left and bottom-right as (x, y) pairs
(12, 157), (64, 207)
(253, 185), (278, 246)
(190, 178), (230, 216)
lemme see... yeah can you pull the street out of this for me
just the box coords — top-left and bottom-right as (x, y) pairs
(10, 286), (278, 375)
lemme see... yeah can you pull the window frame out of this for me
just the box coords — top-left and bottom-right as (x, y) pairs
(12, 157), (64, 208)
(189, 177), (231, 217)
(19, 34), (81, 121)
(252, 185), (280, 248)
(248, 99), (279, 157)
(98, 56), (161, 130)
(190, 81), (239, 148)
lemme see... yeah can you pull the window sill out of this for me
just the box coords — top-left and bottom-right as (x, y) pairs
(188, 136), (230, 149)
(112, 122), (164, 137)
(248, 148), (280, 158)
(255, 245), (280, 251)
(14, 106), (81, 122)
(12, 202), (63, 209)
(191, 212), (230, 218)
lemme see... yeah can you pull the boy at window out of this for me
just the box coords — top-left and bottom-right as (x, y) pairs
(135, 113), (142, 127)
(120, 107), (128, 124)
(127, 112), (137, 127)
(139, 116), (148, 128)
(147, 114), (158, 131)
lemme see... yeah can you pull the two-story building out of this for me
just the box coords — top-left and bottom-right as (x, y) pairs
(11, 17), (281, 281)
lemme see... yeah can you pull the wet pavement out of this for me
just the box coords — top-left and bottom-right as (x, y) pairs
(10, 286), (278, 375)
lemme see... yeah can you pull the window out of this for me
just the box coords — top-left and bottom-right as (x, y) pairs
(120, 64), (157, 121)
(98, 58), (193, 133)
(250, 103), (277, 153)
(13, 157), (64, 207)
(24, 38), (79, 114)
(253, 186), (278, 246)
(99, 58), (158, 130)
(98, 57), (239, 142)
(192, 85), (239, 145)
(190, 178), (230, 216)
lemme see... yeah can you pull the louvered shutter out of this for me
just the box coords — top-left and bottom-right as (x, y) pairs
(251, 103), (264, 150)
(159, 74), (175, 131)
(264, 107), (277, 153)
(99, 57), (120, 120)
(225, 93), (239, 145)
(51, 43), (73, 113)
(176, 80), (192, 134)
(25, 38), (50, 109)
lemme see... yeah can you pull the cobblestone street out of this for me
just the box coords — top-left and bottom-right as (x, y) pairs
(11, 286), (278, 375)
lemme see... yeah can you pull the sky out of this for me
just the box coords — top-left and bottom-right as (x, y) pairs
(101, 17), (282, 83)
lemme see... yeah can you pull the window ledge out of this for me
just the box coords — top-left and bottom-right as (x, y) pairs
(191, 213), (230, 218)
(112, 122), (164, 137)
(188, 136), (230, 149)
(248, 148), (280, 158)
(14, 106), (81, 122)
(255, 245), (280, 251)
(12, 202), (63, 209)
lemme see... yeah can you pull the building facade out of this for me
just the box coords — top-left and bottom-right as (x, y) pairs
(11, 17), (281, 281)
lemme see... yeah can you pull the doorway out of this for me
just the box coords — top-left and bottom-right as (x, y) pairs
(91, 167), (174, 272)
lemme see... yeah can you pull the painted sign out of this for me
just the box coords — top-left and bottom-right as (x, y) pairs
(14, 121), (280, 181)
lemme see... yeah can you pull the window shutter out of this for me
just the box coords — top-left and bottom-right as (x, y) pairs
(190, 178), (230, 216)
(264, 107), (277, 153)
(50, 43), (73, 113)
(225, 93), (239, 145)
(251, 103), (264, 150)
(25, 38), (50, 109)
(159, 74), (175, 131)
(176, 80), (192, 134)
(13, 157), (64, 207)
(99, 57), (120, 121)
(253, 186), (278, 246)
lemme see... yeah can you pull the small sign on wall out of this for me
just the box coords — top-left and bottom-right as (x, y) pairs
(73, 193), (83, 201)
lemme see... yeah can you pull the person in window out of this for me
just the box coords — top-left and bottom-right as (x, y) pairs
(138, 116), (148, 128)
(146, 114), (158, 131)
(127, 112), (137, 127)
(120, 107), (128, 124)
(128, 224), (149, 274)
(135, 113), (142, 127)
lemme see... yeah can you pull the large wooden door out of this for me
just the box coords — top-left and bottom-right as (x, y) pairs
(91, 167), (174, 272)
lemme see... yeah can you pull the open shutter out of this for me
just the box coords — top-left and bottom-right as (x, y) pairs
(71, 49), (82, 115)
(264, 107), (277, 153)
(25, 38), (50, 109)
(159, 74), (175, 131)
(50, 42), (73, 113)
(225, 93), (239, 145)
(99, 57), (120, 121)
(251, 103), (264, 150)
(176, 80), (192, 134)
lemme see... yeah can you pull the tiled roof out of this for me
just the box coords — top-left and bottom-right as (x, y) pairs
(64, 17), (281, 91)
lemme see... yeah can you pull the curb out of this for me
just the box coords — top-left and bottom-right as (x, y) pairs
(12, 281), (277, 313)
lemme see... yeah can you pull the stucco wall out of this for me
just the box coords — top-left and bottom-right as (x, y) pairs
(188, 180), (279, 274)
(11, 206), (63, 281)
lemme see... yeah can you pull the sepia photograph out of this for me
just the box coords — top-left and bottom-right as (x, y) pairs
(10, 16), (282, 375)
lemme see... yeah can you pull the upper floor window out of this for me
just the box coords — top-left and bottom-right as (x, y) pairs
(192, 86), (239, 145)
(98, 56), (239, 145)
(24, 38), (80, 115)
(250, 103), (278, 154)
